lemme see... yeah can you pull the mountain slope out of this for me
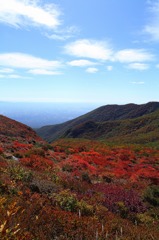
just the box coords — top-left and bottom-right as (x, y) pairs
(0, 115), (43, 151)
(36, 102), (159, 143)
(63, 109), (159, 145)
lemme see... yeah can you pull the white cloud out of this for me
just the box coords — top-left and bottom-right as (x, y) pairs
(106, 65), (113, 71)
(64, 39), (113, 60)
(46, 26), (79, 41)
(127, 63), (149, 70)
(28, 69), (62, 75)
(131, 81), (145, 84)
(144, 0), (159, 41)
(0, 53), (62, 70)
(0, 74), (31, 79)
(114, 49), (154, 63)
(68, 59), (98, 67)
(0, 0), (61, 29)
(0, 68), (14, 73)
(86, 67), (98, 73)
(0, 53), (63, 76)
(8, 74), (31, 79)
(8, 74), (22, 78)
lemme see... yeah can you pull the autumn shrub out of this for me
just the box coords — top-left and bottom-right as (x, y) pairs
(95, 183), (146, 216)
(62, 163), (73, 172)
(144, 185), (159, 206)
(0, 198), (24, 240)
(77, 200), (94, 216)
(0, 156), (8, 169)
(30, 178), (58, 194)
(55, 190), (78, 212)
(0, 147), (3, 154)
(82, 172), (91, 183)
(25, 147), (45, 157)
(136, 213), (154, 224)
(8, 163), (33, 182)
(20, 155), (54, 171)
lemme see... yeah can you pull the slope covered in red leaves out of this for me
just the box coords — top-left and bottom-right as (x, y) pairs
(0, 115), (44, 153)
(0, 116), (159, 239)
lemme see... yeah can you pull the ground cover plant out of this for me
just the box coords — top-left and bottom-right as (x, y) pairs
(0, 135), (159, 239)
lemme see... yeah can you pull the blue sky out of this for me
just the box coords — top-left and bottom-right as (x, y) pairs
(0, 0), (159, 104)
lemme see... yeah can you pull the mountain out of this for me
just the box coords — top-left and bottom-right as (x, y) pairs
(36, 101), (159, 144)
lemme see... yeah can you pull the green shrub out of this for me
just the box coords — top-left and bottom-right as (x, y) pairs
(136, 213), (154, 224)
(144, 185), (159, 206)
(55, 190), (78, 212)
(77, 200), (94, 216)
(8, 163), (33, 182)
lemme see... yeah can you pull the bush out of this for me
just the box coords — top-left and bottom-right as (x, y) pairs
(144, 185), (159, 206)
(82, 172), (91, 183)
(95, 183), (147, 214)
(77, 200), (94, 216)
(55, 190), (78, 212)
(30, 179), (58, 194)
(8, 163), (33, 182)
(136, 213), (154, 224)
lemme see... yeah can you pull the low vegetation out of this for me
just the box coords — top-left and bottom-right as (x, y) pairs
(0, 135), (159, 239)
(0, 107), (159, 239)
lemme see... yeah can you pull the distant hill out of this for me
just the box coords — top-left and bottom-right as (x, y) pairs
(36, 102), (159, 145)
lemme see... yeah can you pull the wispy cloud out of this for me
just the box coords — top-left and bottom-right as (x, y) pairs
(67, 59), (98, 67)
(0, 0), (61, 29)
(86, 67), (98, 73)
(64, 39), (113, 61)
(106, 65), (113, 71)
(46, 26), (79, 41)
(144, 0), (159, 41)
(0, 53), (62, 69)
(28, 69), (62, 75)
(131, 81), (145, 84)
(114, 49), (154, 63)
(64, 39), (154, 70)
(0, 53), (62, 76)
(0, 68), (14, 73)
(0, 74), (31, 79)
(127, 63), (149, 70)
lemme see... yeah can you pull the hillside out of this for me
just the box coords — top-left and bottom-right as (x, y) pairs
(63, 110), (159, 146)
(0, 115), (159, 239)
(36, 102), (159, 144)
(0, 115), (44, 153)
(1, 136), (159, 239)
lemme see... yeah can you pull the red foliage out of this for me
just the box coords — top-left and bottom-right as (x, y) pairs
(20, 155), (54, 171)
(95, 183), (147, 214)
(51, 139), (159, 184)
(0, 147), (3, 154)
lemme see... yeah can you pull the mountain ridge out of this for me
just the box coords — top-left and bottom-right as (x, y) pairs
(36, 101), (159, 144)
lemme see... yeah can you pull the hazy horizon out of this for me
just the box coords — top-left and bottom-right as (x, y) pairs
(0, 101), (102, 128)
